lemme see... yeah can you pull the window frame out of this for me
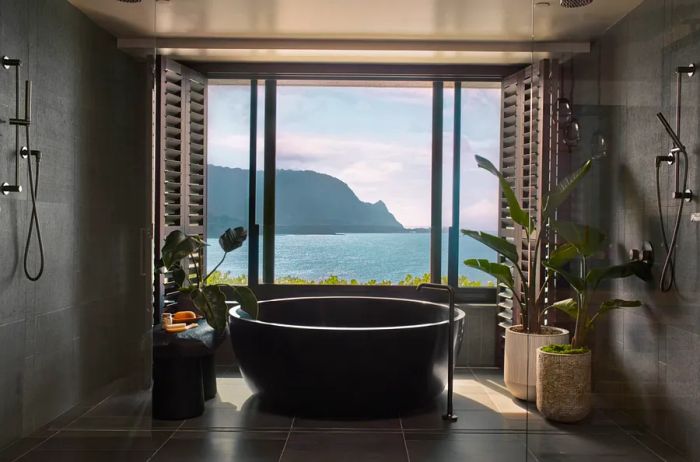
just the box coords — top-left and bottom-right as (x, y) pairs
(202, 66), (510, 304)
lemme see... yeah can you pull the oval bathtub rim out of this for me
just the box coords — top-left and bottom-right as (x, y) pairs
(227, 296), (466, 332)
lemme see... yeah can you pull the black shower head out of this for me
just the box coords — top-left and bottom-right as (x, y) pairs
(656, 112), (686, 152)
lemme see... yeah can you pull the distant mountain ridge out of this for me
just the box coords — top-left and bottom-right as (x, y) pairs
(207, 165), (406, 237)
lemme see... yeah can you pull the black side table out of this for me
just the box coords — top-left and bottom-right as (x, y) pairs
(152, 320), (226, 420)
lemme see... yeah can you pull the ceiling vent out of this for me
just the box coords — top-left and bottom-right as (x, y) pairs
(560, 0), (593, 7)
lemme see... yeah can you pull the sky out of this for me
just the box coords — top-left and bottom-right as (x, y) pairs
(207, 82), (500, 230)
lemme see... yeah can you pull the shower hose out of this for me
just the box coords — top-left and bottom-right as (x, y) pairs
(23, 124), (44, 281)
(655, 150), (688, 292)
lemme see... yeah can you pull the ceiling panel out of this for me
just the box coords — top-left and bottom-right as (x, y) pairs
(68, 0), (643, 64)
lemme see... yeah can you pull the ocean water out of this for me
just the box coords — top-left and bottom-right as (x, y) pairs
(206, 232), (496, 285)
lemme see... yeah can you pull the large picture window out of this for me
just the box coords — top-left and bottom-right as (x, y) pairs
(205, 79), (499, 288)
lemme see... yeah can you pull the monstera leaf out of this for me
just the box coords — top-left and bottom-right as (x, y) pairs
(232, 286), (259, 319)
(189, 285), (228, 333)
(219, 227), (247, 252)
(475, 155), (533, 233)
(160, 230), (205, 270)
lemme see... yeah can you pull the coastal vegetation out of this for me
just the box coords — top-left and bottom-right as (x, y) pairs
(207, 271), (492, 287)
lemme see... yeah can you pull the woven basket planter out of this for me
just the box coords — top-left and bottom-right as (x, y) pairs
(504, 326), (569, 401)
(536, 347), (591, 422)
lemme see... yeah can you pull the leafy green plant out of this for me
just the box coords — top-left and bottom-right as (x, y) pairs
(207, 271), (493, 287)
(156, 227), (258, 333)
(543, 221), (651, 349)
(462, 154), (592, 334)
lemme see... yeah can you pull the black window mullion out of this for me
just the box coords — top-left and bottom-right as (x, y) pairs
(430, 81), (444, 284)
(262, 80), (277, 284)
(248, 80), (259, 287)
(447, 81), (462, 288)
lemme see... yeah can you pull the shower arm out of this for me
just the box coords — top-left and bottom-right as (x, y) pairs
(416, 282), (458, 422)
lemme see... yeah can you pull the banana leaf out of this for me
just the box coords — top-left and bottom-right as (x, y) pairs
(544, 298), (579, 320)
(462, 230), (518, 264)
(464, 259), (515, 292)
(552, 220), (606, 257)
(475, 155), (533, 233)
(543, 159), (592, 219)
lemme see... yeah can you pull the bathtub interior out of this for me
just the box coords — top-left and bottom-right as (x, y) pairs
(248, 296), (465, 328)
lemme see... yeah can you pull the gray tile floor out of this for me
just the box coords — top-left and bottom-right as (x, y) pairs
(0, 368), (687, 461)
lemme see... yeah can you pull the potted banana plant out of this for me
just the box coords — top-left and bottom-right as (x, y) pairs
(462, 155), (591, 401)
(536, 221), (650, 422)
(156, 227), (258, 335)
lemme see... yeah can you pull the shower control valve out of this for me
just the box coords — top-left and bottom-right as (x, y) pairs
(629, 241), (654, 266)
(1, 183), (21, 195)
(673, 189), (693, 202)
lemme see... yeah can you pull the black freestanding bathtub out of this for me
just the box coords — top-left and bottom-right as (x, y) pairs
(229, 296), (465, 415)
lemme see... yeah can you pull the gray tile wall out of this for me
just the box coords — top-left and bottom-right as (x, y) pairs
(568, 0), (700, 458)
(0, 0), (151, 448)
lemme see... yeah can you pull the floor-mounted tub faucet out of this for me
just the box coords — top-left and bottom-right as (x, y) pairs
(416, 283), (458, 422)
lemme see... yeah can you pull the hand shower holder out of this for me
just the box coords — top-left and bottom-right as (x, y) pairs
(1, 55), (30, 195)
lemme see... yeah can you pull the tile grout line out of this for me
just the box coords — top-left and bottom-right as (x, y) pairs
(400, 417), (411, 462)
(145, 419), (185, 462)
(8, 430), (60, 462)
(8, 388), (118, 462)
(607, 413), (671, 462)
(277, 417), (295, 462)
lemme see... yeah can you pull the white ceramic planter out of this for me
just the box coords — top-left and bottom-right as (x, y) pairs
(503, 325), (569, 401)
(536, 347), (591, 422)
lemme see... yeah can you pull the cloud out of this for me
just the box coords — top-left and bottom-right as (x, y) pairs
(206, 84), (500, 229)
(460, 198), (499, 230)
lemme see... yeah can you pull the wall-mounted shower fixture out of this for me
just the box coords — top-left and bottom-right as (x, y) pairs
(555, 97), (581, 149)
(1, 56), (26, 195)
(654, 63), (695, 292)
(1, 54), (44, 281)
(629, 241), (654, 267)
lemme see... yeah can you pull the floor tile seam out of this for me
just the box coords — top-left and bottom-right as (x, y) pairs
(175, 429), (290, 434)
(402, 429), (529, 435)
(277, 417), (294, 462)
(400, 414), (411, 462)
(58, 389), (118, 431)
(624, 427), (680, 461)
(6, 389), (123, 461)
(285, 429), (405, 435)
(604, 409), (672, 461)
(56, 429), (177, 434)
(7, 430), (60, 462)
(178, 425), (293, 432)
(145, 420), (184, 462)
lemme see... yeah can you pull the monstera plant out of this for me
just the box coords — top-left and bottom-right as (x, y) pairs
(156, 227), (258, 333)
(535, 221), (651, 422)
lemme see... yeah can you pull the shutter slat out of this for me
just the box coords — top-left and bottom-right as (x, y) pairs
(155, 57), (208, 324)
